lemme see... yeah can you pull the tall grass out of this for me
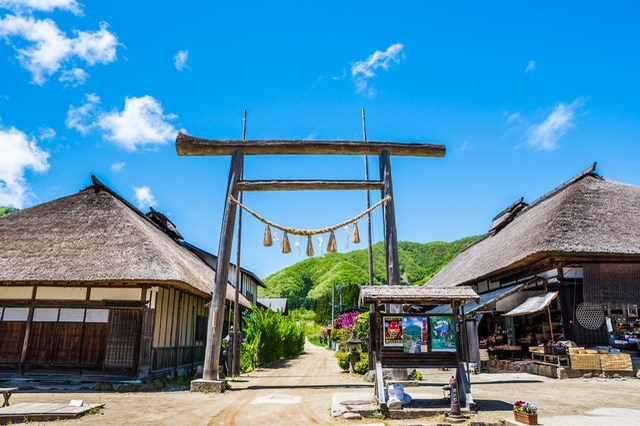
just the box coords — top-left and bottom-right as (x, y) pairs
(240, 306), (305, 372)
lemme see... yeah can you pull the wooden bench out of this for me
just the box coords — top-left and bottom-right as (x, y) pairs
(1, 388), (17, 408)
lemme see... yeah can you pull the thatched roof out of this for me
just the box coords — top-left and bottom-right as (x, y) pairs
(427, 164), (640, 288)
(0, 176), (251, 308)
(359, 285), (478, 304)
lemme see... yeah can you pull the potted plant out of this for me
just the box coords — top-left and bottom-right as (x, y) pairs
(513, 400), (538, 425)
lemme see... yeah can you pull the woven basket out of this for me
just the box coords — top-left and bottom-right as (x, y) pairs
(570, 354), (601, 370)
(568, 347), (585, 355)
(600, 354), (633, 371)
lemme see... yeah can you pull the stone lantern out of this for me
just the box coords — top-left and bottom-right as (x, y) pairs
(345, 329), (362, 373)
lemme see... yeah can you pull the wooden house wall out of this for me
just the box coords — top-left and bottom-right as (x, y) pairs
(0, 283), (211, 378)
(150, 286), (208, 373)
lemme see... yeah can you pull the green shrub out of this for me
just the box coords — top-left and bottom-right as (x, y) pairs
(354, 352), (369, 374)
(330, 327), (351, 345)
(241, 306), (305, 371)
(336, 351), (349, 371)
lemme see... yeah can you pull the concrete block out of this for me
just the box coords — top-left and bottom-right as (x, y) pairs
(190, 379), (226, 393)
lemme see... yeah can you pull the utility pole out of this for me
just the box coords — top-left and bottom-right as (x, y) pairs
(231, 109), (247, 378)
(331, 281), (335, 326)
(339, 281), (343, 314)
(362, 109), (375, 287)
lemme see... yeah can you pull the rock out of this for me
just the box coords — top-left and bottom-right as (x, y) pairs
(343, 412), (362, 420)
(612, 373), (621, 379)
(636, 370), (640, 379)
(407, 369), (418, 380)
(582, 372), (593, 379)
(387, 396), (402, 410)
(382, 369), (394, 381)
(363, 370), (376, 383)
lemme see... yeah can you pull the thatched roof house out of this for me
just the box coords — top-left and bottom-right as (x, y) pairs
(0, 176), (257, 378)
(427, 163), (640, 288)
(427, 164), (640, 347)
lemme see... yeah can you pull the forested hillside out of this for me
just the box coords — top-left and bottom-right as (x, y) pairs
(260, 236), (480, 321)
(0, 207), (18, 217)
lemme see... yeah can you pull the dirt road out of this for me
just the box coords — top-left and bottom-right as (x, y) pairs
(8, 342), (370, 426)
(211, 341), (370, 425)
(7, 344), (640, 425)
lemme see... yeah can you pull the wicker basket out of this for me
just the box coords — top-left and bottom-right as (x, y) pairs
(600, 354), (633, 371)
(568, 347), (585, 355)
(570, 354), (601, 370)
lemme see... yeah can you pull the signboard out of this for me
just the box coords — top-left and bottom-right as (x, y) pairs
(402, 317), (428, 354)
(383, 316), (403, 346)
(430, 315), (457, 352)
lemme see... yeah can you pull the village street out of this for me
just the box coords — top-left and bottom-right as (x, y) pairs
(6, 342), (640, 425)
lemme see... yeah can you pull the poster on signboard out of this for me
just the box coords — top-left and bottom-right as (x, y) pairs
(402, 317), (429, 353)
(430, 315), (457, 352)
(383, 316), (403, 346)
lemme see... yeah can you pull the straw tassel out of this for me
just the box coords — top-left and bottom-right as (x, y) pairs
(327, 231), (337, 253)
(306, 235), (314, 257)
(263, 225), (273, 247)
(281, 232), (291, 254)
(352, 221), (361, 244)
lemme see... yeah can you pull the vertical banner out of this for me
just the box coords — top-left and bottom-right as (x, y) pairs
(383, 316), (403, 347)
(402, 317), (428, 353)
(430, 315), (457, 352)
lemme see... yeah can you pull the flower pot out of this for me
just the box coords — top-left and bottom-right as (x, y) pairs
(514, 411), (538, 425)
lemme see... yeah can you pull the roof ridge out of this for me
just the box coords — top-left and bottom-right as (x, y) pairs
(521, 162), (600, 213)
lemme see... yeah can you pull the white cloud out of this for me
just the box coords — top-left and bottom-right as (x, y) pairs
(351, 43), (405, 98)
(0, 0), (83, 15)
(65, 92), (100, 134)
(66, 94), (179, 151)
(98, 96), (178, 151)
(505, 112), (522, 124)
(38, 127), (56, 140)
(174, 49), (188, 71)
(457, 140), (471, 153)
(58, 67), (89, 86)
(110, 161), (125, 172)
(0, 125), (50, 208)
(524, 98), (586, 151)
(525, 60), (536, 73)
(73, 22), (117, 65)
(0, 15), (118, 85)
(133, 186), (156, 210)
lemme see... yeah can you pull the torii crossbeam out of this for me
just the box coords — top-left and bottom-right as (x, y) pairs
(175, 132), (446, 382)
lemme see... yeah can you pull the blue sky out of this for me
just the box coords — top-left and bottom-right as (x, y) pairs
(1, 1), (639, 279)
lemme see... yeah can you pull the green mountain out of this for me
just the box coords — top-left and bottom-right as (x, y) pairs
(0, 207), (18, 217)
(260, 236), (480, 321)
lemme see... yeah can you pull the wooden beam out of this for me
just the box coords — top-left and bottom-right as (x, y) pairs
(203, 149), (244, 381)
(176, 133), (446, 158)
(379, 151), (401, 286)
(236, 179), (384, 192)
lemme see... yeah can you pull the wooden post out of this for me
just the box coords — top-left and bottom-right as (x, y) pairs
(19, 285), (37, 370)
(203, 149), (244, 381)
(379, 150), (401, 286)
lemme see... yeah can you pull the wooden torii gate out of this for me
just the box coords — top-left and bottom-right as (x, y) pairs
(175, 132), (446, 381)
